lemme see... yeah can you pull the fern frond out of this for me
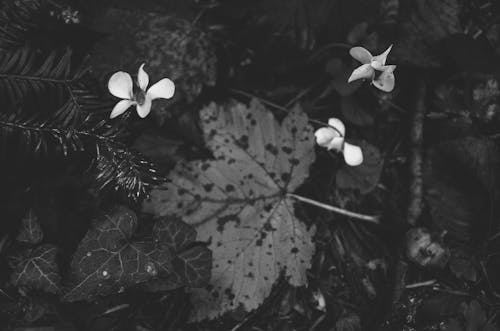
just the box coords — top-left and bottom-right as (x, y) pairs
(0, 0), (44, 50)
(0, 102), (159, 201)
(0, 102), (119, 157)
(0, 47), (82, 110)
(95, 143), (162, 201)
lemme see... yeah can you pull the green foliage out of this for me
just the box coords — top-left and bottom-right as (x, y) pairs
(394, 0), (461, 67)
(144, 99), (316, 321)
(0, 1), (160, 201)
(63, 206), (211, 302)
(89, 10), (217, 103)
(9, 211), (61, 294)
(336, 141), (383, 194)
(10, 244), (61, 294)
(16, 209), (43, 244)
(425, 137), (499, 242)
(0, 0), (44, 50)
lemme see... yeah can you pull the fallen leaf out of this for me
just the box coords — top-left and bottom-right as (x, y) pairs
(10, 244), (60, 294)
(16, 209), (43, 245)
(144, 99), (316, 320)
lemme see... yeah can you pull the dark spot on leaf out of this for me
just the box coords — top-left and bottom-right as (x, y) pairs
(291, 247), (299, 254)
(235, 135), (249, 149)
(225, 184), (235, 192)
(228, 158), (236, 164)
(246, 272), (254, 279)
(256, 239), (263, 246)
(224, 288), (235, 300)
(263, 204), (273, 212)
(203, 184), (214, 192)
(289, 158), (299, 166)
(291, 127), (297, 134)
(201, 163), (210, 171)
(265, 144), (278, 155)
(250, 119), (257, 126)
(263, 222), (276, 232)
(281, 146), (293, 154)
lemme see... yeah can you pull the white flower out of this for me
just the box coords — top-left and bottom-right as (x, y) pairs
(314, 118), (363, 166)
(108, 64), (175, 119)
(347, 45), (396, 92)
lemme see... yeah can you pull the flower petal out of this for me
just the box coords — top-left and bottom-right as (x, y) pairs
(373, 70), (395, 92)
(327, 136), (344, 151)
(328, 117), (346, 137)
(110, 99), (135, 119)
(108, 71), (133, 99)
(343, 142), (363, 166)
(348, 64), (374, 83)
(372, 44), (393, 66)
(138, 63), (149, 91)
(147, 78), (175, 100)
(136, 95), (152, 118)
(349, 47), (373, 64)
(380, 64), (396, 73)
(314, 127), (338, 147)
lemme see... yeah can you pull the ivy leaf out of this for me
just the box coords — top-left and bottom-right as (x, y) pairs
(449, 249), (477, 282)
(62, 206), (173, 302)
(144, 218), (212, 291)
(336, 141), (383, 194)
(16, 209), (43, 245)
(10, 244), (60, 294)
(144, 99), (316, 321)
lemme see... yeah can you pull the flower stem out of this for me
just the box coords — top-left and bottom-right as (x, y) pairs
(405, 279), (436, 289)
(287, 193), (380, 224)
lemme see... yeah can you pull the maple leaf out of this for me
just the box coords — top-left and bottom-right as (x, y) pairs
(16, 209), (43, 245)
(10, 244), (60, 294)
(62, 206), (174, 302)
(143, 99), (316, 321)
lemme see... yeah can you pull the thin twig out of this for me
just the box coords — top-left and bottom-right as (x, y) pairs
(405, 279), (436, 289)
(407, 78), (426, 225)
(287, 193), (380, 224)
